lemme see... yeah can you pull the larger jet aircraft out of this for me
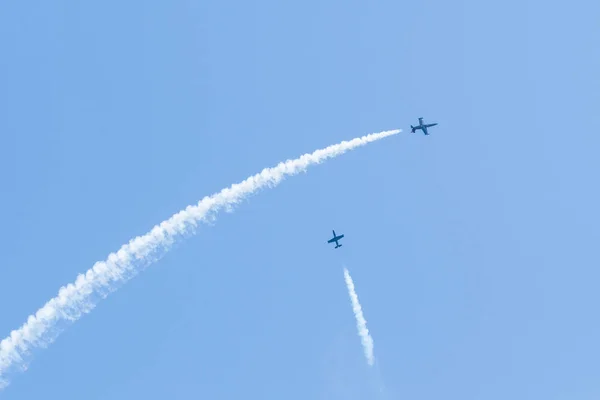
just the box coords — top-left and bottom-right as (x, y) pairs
(327, 230), (344, 249)
(410, 117), (438, 135)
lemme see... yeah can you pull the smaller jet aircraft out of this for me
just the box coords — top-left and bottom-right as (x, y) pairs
(410, 117), (438, 135)
(327, 230), (344, 249)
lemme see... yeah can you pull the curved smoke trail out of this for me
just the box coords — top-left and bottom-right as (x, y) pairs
(0, 129), (399, 389)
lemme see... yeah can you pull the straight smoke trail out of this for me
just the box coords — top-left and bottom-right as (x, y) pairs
(343, 267), (375, 367)
(0, 129), (399, 390)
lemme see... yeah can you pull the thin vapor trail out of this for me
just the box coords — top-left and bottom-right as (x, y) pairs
(343, 267), (375, 366)
(0, 129), (399, 389)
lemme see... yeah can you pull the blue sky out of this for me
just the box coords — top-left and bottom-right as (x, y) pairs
(1, 0), (599, 398)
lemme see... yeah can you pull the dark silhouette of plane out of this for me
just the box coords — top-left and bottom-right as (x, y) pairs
(327, 230), (344, 249)
(410, 117), (438, 135)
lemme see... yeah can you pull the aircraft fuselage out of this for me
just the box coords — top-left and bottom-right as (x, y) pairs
(327, 230), (344, 249)
(411, 118), (438, 135)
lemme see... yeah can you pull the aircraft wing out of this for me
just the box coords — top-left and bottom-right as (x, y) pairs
(327, 237), (336, 243)
(337, 234), (344, 239)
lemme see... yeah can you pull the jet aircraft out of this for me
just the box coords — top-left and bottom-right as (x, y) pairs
(410, 117), (438, 135)
(327, 230), (344, 249)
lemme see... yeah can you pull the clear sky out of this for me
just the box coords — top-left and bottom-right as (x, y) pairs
(1, 0), (599, 398)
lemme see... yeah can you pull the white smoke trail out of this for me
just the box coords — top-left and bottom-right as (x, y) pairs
(0, 129), (399, 390)
(343, 267), (375, 367)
